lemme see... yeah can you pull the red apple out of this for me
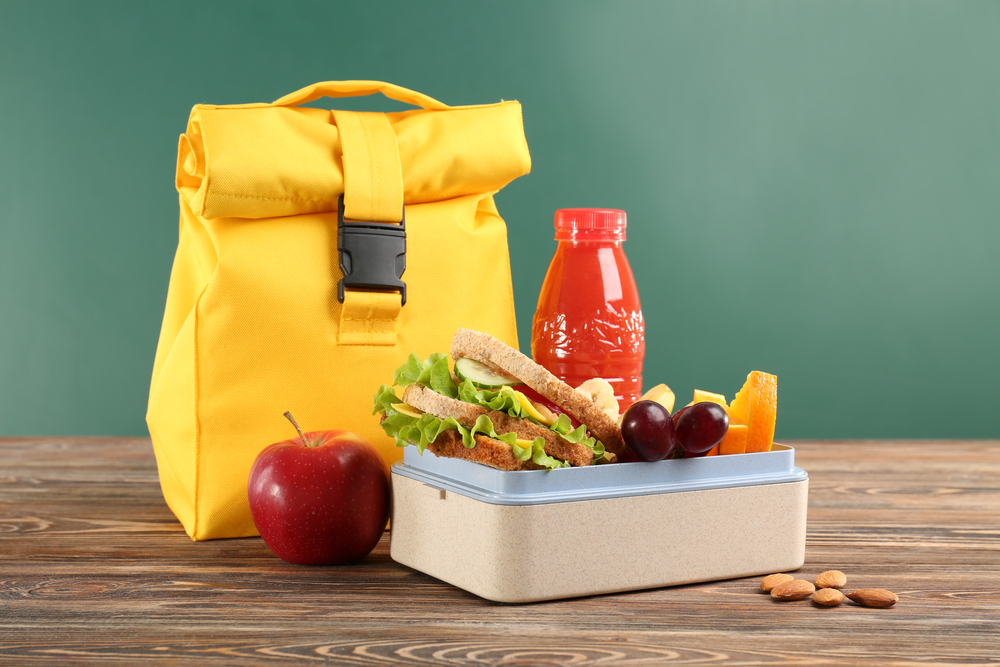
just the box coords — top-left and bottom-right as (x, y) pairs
(248, 412), (390, 565)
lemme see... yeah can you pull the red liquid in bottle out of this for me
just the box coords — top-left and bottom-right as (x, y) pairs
(531, 209), (644, 413)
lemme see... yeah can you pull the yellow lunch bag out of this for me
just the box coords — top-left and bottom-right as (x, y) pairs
(147, 80), (531, 540)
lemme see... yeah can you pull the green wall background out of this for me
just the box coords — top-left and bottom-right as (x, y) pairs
(1, 1), (997, 439)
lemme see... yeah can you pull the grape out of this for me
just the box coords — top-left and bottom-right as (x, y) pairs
(617, 449), (642, 464)
(621, 400), (679, 462)
(671, 405), (691, 429)
(674, 402), (729, 456)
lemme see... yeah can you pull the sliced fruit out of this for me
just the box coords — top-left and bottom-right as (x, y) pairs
(745, 372), (776, 453)
(685, 389), (728, 409)
(693, 389), (728, 409)
(639, 383), (676, 413)
(728, 379), (750, 425)
(718, 424), (748, 455)
(454, 357), (521, 388)
(575, 378), (620, 421)
(513, 390), (558, 426)
(728, 371), (777, 453)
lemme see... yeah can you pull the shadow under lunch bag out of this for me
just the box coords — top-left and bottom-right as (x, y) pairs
(147, 80), (531, 540)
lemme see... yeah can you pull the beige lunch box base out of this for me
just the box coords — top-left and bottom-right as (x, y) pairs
(390, 473), (808, 603)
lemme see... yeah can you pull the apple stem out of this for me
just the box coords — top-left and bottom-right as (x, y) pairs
(284, 411), (311, 447)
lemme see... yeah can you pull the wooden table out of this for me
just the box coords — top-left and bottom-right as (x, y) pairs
(1, 438), (998, 665)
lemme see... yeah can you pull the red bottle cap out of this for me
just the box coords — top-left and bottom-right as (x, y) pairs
(554, 208), (627, 241)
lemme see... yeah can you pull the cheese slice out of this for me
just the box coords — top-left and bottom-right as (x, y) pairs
(394, 403), (424, 419)
(513, 391), (558, 426)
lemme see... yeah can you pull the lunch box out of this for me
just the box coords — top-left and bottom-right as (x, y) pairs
(389, 445), (808, 603)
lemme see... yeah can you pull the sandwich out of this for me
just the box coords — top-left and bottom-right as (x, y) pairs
(373, 328), (626, 471)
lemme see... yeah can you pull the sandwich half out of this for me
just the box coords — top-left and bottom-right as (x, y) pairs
(373, 328), (626, 471)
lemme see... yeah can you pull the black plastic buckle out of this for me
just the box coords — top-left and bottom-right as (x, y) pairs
(336, 193), (407, 306)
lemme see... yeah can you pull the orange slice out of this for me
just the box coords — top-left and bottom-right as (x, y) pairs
(728, 381), (750, 425)
(718, 424), (748, 455)
(728, 371), (777, 452)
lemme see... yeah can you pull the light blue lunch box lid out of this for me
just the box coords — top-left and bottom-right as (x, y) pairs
(392, 443), (808, 506)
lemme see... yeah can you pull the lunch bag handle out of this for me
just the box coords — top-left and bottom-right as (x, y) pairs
(272, 80), (451, 111)
(274, 80), (436, 346)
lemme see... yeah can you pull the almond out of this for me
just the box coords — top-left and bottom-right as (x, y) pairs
(760, 573), (794, 592)
(770, 579), (816, 600)
(812, 588), (845, 606)
(815, 570), (847, 589)
(846, 588), (899, 608)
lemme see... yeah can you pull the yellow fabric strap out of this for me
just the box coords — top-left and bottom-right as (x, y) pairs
(332, 110), (405, 346)
(273, 80), (450, 110)
(338, 290), (403, 346)
(331, 110), (404, 223)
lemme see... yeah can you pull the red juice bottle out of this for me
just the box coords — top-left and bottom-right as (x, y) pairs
(531, 208), (644, 413)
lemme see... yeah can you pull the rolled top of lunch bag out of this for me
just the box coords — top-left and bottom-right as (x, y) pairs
(175, 81), (532, 221)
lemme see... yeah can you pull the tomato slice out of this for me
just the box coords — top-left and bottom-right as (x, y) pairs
(516, 386), (580, 430)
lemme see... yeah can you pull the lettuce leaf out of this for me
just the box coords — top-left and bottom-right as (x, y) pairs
(374, 353), (608, 468)
(458, 381), (524, 415)
(550, 413), (606, 464)
(510, 436), (571, 469)
(509, 438), (533, 462)
(375, 390), (517, 454)
(373, 383), (403, 415)
(392, 353), (426, 388)
(393, 352), (457, 398)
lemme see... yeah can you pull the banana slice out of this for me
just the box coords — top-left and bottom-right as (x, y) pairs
(575, 378), (619, 422)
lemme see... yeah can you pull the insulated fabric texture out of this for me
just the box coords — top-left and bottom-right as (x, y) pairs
(147, 80), (530, 540)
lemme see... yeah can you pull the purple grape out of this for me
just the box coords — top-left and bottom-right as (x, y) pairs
(671, 405), (691, 429)
(675, 402), (729, 456)
(621, 400), (679, 462)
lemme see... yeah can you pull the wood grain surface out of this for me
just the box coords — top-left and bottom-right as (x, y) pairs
(1, 438), (998, 666)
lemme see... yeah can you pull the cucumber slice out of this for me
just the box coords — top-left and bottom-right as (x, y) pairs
(454, 357), (521, 388)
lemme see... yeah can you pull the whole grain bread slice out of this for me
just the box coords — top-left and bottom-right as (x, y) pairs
(401, 384), (487, 428)
(402, 384), (595, 468)
(484, 410), (594, 467)
(424, 430), (530, 471)
(450, 328), (626, 455)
